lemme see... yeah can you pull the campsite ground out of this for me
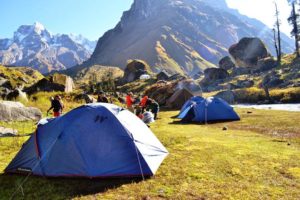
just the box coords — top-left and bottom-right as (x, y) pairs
(0, 104), (300, 199)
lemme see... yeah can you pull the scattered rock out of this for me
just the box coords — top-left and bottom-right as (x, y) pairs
(219, 56), (236, 70)
(236, 80), (254, 88)
(256, 57), (278, 72)
(6, 89), (28, 102)
(0, 101), (42, 122)
(0, 126), (18, 137)
(261, 73), (284, 88)
(222, 126), (228, 131)
(204, 68), (229, 81)
(231, 67), (252, 76)
(167, 73), (186, 81)
(157, 70), (170, 81)
(229, 37), (270, 67)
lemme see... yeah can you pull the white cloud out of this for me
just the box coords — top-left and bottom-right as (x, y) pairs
(226, 0), (292, 37)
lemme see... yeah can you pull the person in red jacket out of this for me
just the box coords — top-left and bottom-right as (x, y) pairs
(126, 92), (135, 113)
(139, 95), (148, 113)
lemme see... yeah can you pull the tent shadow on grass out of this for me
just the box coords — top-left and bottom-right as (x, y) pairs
(169, 119), (240, 125)
(0, 174), (145, 199)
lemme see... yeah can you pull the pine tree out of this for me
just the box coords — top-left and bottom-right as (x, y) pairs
(288, 0), (300, 57)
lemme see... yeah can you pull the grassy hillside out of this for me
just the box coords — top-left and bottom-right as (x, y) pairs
(0, 99), (299, 199)
(0, 65), (44, 88)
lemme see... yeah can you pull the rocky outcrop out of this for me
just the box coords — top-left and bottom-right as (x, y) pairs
(25, 74), (74, 95)
(229, 37), (270, 67)
(145, 78), (201, 105)
(219, 56), (235, 70)
(121, 60), (152, 83)
(157, 70), (170, 81)
(82, 0), (293, 76)
(256, 57), (278, 72)
(203, 68), (229, 81)
(0, 101), (42, 122)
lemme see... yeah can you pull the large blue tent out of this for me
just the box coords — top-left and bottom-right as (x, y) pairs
(5, 103), (168, 178)
(178, 97), (240, 123)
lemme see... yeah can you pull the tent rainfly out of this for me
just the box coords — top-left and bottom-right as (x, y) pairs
(5, 103), (168, 178)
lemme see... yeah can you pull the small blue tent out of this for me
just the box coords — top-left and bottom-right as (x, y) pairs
(5, 103), (168, 178)
(178, 97), (240, 123)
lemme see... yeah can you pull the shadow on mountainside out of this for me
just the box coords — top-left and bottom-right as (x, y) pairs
(0, 173), (145, 199)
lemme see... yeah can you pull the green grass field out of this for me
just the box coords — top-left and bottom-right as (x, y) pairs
(0, 107), (300, 199)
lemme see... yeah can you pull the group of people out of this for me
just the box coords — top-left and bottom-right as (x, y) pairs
(126, 92), (159, 123)
(47, 92), (160, 125)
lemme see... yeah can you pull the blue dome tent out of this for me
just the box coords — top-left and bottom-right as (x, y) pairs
(178, 97), (240, 123)
(5, 103), (168, 178)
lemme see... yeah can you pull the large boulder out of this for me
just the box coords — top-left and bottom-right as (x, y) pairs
(204, 68), (229, 81)
(121, 60), (152, 83)
(214, 90), (236, 104)
(219, 56), (236, 70)
(229, 37), (270, 68)
(0, 101), (42, 122)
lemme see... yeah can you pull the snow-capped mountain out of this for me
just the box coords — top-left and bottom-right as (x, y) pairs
(69, 34), (97, 53)
(0, 22), (95, 73)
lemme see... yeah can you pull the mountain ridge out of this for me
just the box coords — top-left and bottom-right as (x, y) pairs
(77, 0), (293, 76)
(0, 22), (96, 74)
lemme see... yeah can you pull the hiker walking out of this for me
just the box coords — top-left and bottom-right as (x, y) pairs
(97, 91), (109, 103)
(126, 92), (135, 113)
(47, 95), (64, 117)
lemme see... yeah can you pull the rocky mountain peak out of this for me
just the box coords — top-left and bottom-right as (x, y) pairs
(0, 23), (95, 73)
(13, 22), (51, 43)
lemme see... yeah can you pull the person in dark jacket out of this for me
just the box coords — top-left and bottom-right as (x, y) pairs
(97, 91), (109, 103)
(146, 98), (159, 120)
(47, 95), (64, 117)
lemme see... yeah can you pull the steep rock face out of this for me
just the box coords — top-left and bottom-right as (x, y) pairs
(0, 22), (95, 73)
(82, 0), (293, 76)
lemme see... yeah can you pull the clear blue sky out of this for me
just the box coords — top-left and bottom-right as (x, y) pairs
(0, 0), (292, 40)
(0, 0), (134, 40)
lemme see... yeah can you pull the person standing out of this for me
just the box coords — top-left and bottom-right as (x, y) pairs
(97, 91), (109, 103)
(126, 92), (135, 113)
(146, 99), (159, 120)
(140, 95), (148, 113)
(47, 95), (64, 117)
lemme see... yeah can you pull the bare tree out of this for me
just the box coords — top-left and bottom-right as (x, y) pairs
(288, 0), (300, 57)
(273, 28), (279, 62)
(274, 2), (282, 63)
